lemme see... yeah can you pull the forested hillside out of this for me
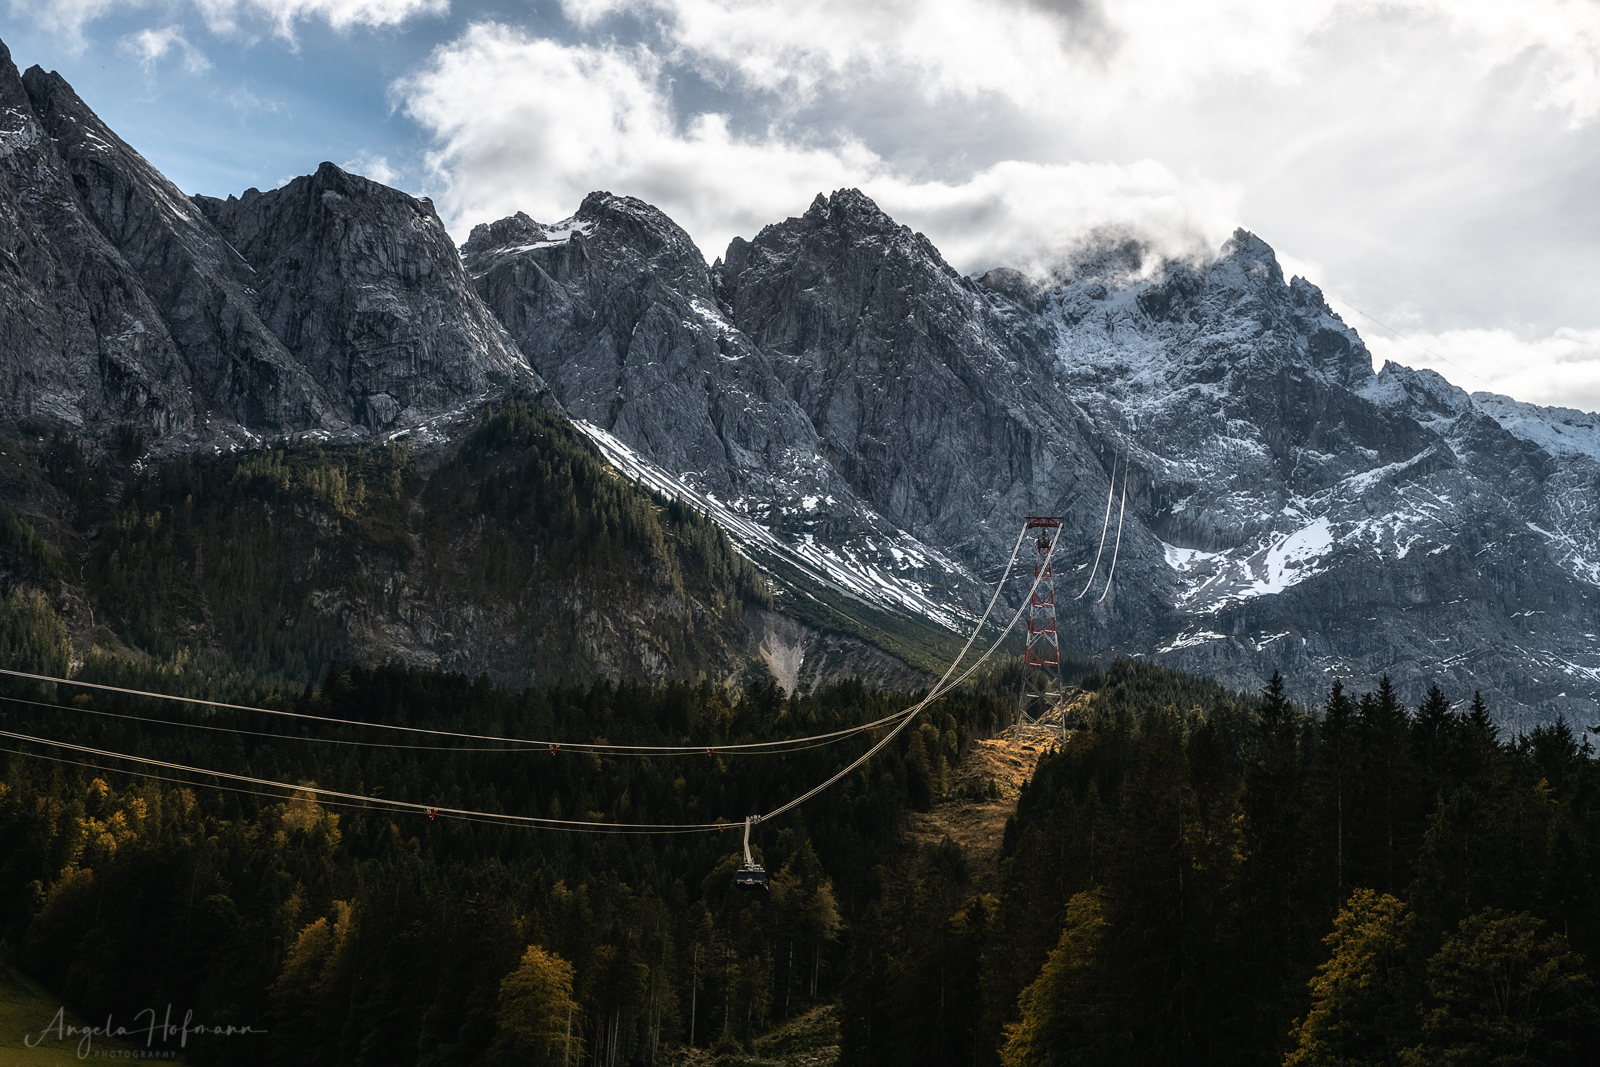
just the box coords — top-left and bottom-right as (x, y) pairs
(3, 642), (1596, 1064)
(1, 404), (773, 686)
(1, 402), (1597, 1067)
(847, 664), (1600, 1066)
(0, 657), (1006, 1065)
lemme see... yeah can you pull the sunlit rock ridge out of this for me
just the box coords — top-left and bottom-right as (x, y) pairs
(2, 39), (1595, 725)
(0, 39), (546, 450)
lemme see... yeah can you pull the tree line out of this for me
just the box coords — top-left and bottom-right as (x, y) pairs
(846, 661), (1599, 1066)
(0, 658), (1005, 1065)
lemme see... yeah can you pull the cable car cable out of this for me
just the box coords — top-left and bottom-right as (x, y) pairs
(1076, 453), (1118, 599)
(0, 691), (885, 757)
(0, 518), (1048, 840)
(0, 667), (924, 756)
(755, 521), (1060, 827)
(1097, 479), (1128, 604)
(0, 726), (730, 833)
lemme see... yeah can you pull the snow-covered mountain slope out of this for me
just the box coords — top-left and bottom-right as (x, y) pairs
(573, 420), (978, 631)
(475, 187), (1598, 725)
(7, 33), (1596, 724)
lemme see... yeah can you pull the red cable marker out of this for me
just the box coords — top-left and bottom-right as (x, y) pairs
(549, 743), (559, 755)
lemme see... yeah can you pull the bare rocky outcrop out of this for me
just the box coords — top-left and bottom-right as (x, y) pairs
(1, 43), (545, 450)
(18, 60), (334, 438)
(0, 40), (195, 439)
(194, 164), (539, 430)
(463, 191), (865, 533)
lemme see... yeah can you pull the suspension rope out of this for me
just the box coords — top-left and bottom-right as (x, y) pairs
(1097, 479), (1128, 604)
(0, 668), (917, 756)
(0, 727), (731, 833)
(0, 692), (889, 757)
(1076, 453), (1118, 599)
(756, 521), (1060, 825)
(0, 744), (711, 836)
(0, 518), (1051, 838)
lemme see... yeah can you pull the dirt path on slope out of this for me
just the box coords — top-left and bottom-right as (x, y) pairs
(904, 696), (1090, 895)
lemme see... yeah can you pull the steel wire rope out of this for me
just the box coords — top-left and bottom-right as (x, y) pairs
(0, 667), (921, 756)
(0, 727), (729, 833)
(756, 521), (1061, 825)
(0, 522), (1042, 836)
(1076, 454), (1118, 599)
(0, 744), (720, 836)
(1097, 479), (1129, 604)
(0, 526), (1037, 756)
(0, 692), (877, 757)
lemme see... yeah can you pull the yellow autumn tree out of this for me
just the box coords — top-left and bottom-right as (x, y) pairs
(493, 943), (583, 1067)
(1285, 888), (1415, 1067)
(270, 899), (360, 1061)
(1001, 890), (1111, 1067)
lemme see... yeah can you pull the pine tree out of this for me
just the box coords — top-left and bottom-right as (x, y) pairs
(1353, 676), (1418, 894)
(1412, 684), (1454, 793)
(1285, 889), (1417, 1067)
(1311, 680), (1358, 904)
(492, 944), (583, 1067)
(1242, 671), (1308, 1042)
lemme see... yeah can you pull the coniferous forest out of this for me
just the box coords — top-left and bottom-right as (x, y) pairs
(0, 409), (1598, 1066)
(1, 651), (1597, 1066)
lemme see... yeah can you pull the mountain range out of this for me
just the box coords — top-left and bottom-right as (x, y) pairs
(2, 38), (1596, 727)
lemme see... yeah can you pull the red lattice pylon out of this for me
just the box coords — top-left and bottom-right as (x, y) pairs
(1017, 517), (1066, 732)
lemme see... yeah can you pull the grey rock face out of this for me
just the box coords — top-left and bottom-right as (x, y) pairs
(465, 192), (877, 534)
(0, 42), (194, 438)
(715, 189), (1173, 644)
(0, 40), (543, 450)
(543, 186), (1599, 723)
(1017, 233), (1597, 725)
(19, 62), (334, 437)
(196, 164), (538, 430)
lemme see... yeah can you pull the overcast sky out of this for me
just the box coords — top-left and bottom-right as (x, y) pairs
(4, 0), (1599, 410)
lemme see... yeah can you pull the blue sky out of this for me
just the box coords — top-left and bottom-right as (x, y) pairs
(0, 3), (531, 197)
(4, 1), (1600, 410)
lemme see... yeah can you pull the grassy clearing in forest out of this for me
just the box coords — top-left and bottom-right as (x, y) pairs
(0, 963), (186, 1065)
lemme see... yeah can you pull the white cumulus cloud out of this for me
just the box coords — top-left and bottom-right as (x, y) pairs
(397, 22), (1239, 271)
(557, 0), (1600, 126)
(339, 151), (400, 187)
(121, 25), (214, 73)
(1359, 325), (1600, 413)
(8, 0), (448, 46)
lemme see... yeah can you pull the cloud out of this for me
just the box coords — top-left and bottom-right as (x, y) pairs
(1359, 325), (1600, 413)
(8, 0), (449, 45)
(397, 22), (1238, 270)
(340, 151), (400, 186)
(190, 0), (449, 39)
(121, 25), (214, 74)
(557, 1), (1600, 125)
(227, 84), (290, 116)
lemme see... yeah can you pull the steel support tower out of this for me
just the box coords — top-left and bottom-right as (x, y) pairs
(1017, 516), (1066, 734)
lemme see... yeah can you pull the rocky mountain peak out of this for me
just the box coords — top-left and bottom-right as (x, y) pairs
(1218, 227), (1284, 282)
(575, 190), (706, 267)
(1362, 360), (1473, 422)
(800, 187), (897, 231)
(194, 163), (539, 430)
(462, 211), (547, 258)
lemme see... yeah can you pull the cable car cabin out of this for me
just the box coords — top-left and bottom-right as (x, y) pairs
(734, 864), (769, 892)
